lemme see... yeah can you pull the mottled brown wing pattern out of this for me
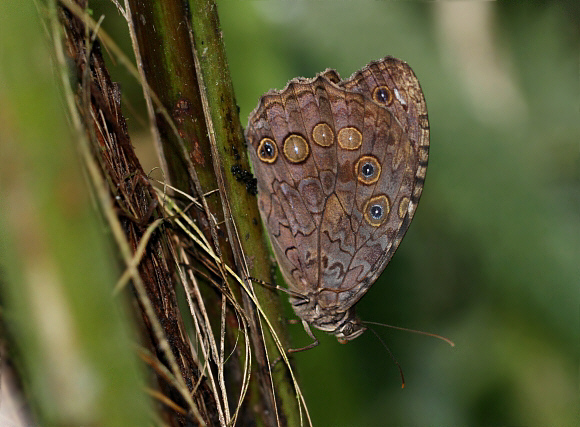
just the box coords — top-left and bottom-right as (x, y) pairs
(335, 56), (431, 306)
(246, 56), (429, 342)
(341, 56), (430, 222)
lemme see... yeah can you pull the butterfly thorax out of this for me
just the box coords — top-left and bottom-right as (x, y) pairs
(290, 295), (367, 342)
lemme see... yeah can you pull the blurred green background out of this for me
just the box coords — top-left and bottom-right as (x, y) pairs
(217, 1), (578, 426)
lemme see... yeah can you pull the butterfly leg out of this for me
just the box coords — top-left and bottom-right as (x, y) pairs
(288, 320), (319, 353)
(248, 276), (309, 302)
(270, 320), (320, 369)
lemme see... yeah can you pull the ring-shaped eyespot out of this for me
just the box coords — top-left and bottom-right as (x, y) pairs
(312, 122), (334, 147)
(257, 138), (278, 163)
(398, 196), (410, 219)
(283, 134), (309, 163)
(372, 86), (393, 106)
(363, 195), (390, 227)
(337, 126), (362, 150)
(355, 155), (381, 185)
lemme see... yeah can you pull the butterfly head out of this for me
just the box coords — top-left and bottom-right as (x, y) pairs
(292, 295), (368, 343)
(299, 304), (366, 343)
(332, 311), (367, 343)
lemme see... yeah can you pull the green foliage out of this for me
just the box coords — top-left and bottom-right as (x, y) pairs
(0, 1), (153, 425)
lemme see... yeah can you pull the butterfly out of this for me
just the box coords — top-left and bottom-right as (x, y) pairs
(246, 56), (429, 346)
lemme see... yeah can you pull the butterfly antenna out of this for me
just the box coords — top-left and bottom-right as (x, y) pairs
(363, 321), (455, 347)
(368, 326), (405, 389)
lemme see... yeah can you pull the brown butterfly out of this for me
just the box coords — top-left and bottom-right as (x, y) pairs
(246, 56), (429, 347)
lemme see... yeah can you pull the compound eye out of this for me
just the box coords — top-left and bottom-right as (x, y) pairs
(342, 323), (354, 336)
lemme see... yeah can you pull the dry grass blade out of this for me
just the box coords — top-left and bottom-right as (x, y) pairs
(173, 215), (251, 426)
(155, 185), (313, 426)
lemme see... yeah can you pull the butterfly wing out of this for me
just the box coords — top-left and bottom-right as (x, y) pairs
(246, 57), (429, 319)
(341, 56), (430, 220)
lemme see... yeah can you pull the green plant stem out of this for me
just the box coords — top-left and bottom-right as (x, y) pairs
(188, 1), (301, 425)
